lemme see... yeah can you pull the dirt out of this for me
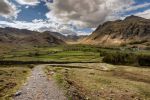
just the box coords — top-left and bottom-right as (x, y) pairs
(13, 65), (67, 100)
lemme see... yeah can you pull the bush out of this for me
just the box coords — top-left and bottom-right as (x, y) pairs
(27, 64), (34, 69)
(138, 55), (150, 66)
(99, 50), (109, 56)
(28, 51), (40, 57)
(103, 52), (137, 65)
(102, 51), (150, 67)
(129, 40), (148, 45)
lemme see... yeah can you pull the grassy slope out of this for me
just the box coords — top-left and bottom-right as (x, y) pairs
(45, 63), (150, 100)
(0, 65), (32, 100)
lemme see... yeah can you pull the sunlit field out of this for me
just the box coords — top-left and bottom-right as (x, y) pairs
(45, 63), (150, 99)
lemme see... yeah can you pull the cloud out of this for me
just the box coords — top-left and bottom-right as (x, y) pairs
(60, 29), (77, 36)
(0, 19), (79, 35)
(25, 6), (29, 9)
(0, 0), (19, 18)
(15, 0), (40, 6)
(46, 0), (135, 28)
(124, 3), (150, 12)
(135, 9), (150, 19)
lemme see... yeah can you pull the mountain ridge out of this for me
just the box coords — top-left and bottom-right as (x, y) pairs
(82, 15), (150, 47)
(0, 27), (66, 47)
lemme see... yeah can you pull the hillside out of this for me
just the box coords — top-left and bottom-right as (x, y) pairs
(0, 27), (65, 47)
(0, 27), (66, 55)
(82, 15), (150, 47)
(44, 31), (87, 43)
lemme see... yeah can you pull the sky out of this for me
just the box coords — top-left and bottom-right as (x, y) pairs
(0, 0), (150, 35)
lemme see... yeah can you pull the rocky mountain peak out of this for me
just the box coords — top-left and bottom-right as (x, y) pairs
(124, 15), (148, 21)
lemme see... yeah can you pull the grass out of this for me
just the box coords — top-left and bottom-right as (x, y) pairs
(1, 45), (102, 63)
(0, 44), (149, 99)
(45, 63), (150, 100)
(0, 44), (149, 65)
(0, 65), (32, 100)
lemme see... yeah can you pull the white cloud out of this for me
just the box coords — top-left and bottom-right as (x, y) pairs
(135, 9), (150, 19)
(45, 0), (135, 28)
(77, 31), (91, 36)
(15, 0), (40, 6)
(0, 19), (79, 35)
(124, 3), (150, 12)
(0, 0), (19, 18)
(25, 6), (29, 9)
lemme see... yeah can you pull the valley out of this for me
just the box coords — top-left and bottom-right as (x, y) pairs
(0, 15), (149, 100)
(0, 0), (150, 99)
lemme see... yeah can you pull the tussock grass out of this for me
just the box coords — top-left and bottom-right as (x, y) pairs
(45, 63), (150, 100)
(0, 65), (32, 100)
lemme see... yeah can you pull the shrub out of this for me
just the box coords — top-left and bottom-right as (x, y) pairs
(28, 51), (40, 57)
(103, 52), (137, 65)
(27, 64), (34, 69)
(129, 40), (148, 45)
(102, 51), (150, 67)
(99, 50), (109, 56)
(138, 55), (150, 66)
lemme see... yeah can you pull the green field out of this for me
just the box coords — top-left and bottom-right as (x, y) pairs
(0, 45), (102, 62)
(1, 45), (149, 63)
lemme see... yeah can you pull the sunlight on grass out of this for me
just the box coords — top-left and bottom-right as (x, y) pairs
(0, 65), (32, 100)
(45, 63), (150, 99)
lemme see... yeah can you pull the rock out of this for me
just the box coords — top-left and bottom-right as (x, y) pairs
(14, 91), (22, 97)
(49, 71), (55, 75)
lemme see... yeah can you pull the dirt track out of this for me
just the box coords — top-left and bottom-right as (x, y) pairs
(13, 65), (66, 100)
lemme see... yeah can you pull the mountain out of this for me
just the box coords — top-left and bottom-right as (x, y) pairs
(44, 31), (87, 43)
(43, 31), (67, 40)
(82, 15), (150, 47)
(0, 27), (65, 47)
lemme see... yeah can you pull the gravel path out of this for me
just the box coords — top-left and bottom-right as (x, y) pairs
(13, 65), (67, 100)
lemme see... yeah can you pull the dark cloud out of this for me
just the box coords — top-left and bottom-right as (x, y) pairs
(0, 0), (18, 18)
(46, 0), (134, 28)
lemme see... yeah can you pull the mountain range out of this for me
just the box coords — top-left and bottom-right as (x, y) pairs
(0, 27), (65, 47)
(0, 15), (149, 48)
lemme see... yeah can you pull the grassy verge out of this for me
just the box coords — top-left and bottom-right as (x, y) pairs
(45, 63), (150, 100)
(0, 65), (33, 100)
(44, 66), (86, 99)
